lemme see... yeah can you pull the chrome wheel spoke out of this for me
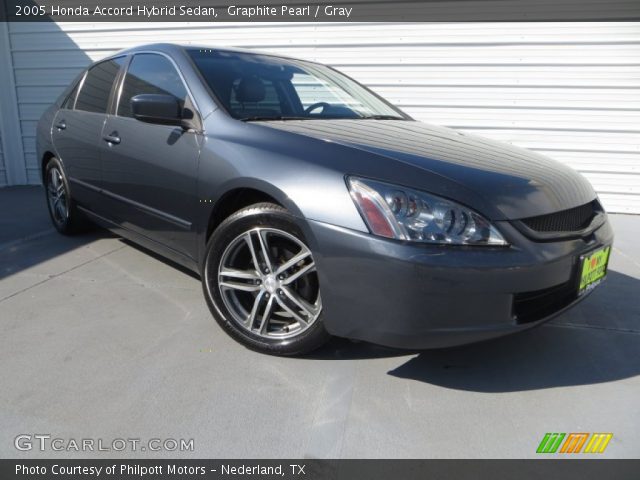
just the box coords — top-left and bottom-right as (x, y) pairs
(219, 267), (261, 293)
(47, 168), (68, 222)
(244, 229), (275, 273)
(282, 261), (316, 285)
(54, 199), (63, 218)
(220, 267), (260, 281)
(243, 232), (261, 271)
(219, 280), (261, 293)
(50, 170), (59, 189)
(246, 290), (265, 327)
(281, 286), (317, 320)
(258, 295), (275, 334)
(275, 294), (308, 325)
(256, 230), (274, 273)
(275, 249), (311, 276)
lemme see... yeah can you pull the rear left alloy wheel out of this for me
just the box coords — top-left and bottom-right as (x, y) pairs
(202, 203), (330, 355)
(44, 157), (89, 235)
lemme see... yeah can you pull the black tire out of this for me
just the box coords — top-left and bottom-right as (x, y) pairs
(44, 157), (90, 235)
(202, 202), (331, 356)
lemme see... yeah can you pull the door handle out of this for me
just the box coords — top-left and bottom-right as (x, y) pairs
(103, 133), (121, 145)
(55, 121), (66, 130)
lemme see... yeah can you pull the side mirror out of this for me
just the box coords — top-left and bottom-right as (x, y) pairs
(131, 94), (193, 129)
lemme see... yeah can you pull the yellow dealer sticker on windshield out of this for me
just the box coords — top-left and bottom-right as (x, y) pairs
(579, 246), (610, 295)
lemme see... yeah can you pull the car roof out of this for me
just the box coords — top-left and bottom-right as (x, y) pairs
(104, 43), (302, 63)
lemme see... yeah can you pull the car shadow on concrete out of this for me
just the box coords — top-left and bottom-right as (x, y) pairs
(0, 187), (116, 281)
(386, 269), (640, 392)
(310, 337), (416, 360)
(310, 270), (640, 393)
(0, 188), (198, 282)
(118, 238), (201, 280)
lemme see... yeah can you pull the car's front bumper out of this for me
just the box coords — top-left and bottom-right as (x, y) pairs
(305, 216), (614, 349)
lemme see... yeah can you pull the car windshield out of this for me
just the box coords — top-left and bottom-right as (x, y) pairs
(188, 49), (407, 121)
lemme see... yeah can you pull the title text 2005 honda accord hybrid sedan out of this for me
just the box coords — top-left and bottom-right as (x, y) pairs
(37, 44), (613, 355)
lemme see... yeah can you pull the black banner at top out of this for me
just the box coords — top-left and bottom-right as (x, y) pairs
(3, 0), (640, 22)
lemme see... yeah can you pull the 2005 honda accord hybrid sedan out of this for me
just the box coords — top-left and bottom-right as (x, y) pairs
(37, 43), (613, 355)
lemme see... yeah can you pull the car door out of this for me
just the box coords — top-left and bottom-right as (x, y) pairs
(51, 57), (125, 210)
(99, 52), (202, 257)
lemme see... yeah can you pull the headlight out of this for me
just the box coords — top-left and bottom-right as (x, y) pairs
(347, 176), (507, 246)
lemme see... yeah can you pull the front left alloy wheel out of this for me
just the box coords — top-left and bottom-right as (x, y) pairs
(202, 203), (330, 355)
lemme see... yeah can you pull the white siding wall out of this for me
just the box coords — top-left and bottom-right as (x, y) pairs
(4, 22), (640, 213)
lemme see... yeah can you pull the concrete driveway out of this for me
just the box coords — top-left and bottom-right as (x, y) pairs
(1, 186), (638, 459)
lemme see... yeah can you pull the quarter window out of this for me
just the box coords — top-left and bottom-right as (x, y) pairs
(62, 82), (79, 109)
(118, 54), (188, 118)
(75, 58), (124, 113)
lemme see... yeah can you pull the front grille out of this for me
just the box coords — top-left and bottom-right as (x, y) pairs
(521, 200), (599, 233)
(513, 280), (577, 324)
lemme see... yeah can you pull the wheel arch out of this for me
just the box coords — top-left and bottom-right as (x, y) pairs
(205, 186), (284, 242)
(199, 179), (317, 265)
(41, 151), (57, 184)
(203, 177), (310, 236)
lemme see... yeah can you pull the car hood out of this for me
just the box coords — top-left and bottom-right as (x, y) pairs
(259, 119), (596, 219)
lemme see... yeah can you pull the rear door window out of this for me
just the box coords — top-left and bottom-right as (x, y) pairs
(75, 58), (124, 114)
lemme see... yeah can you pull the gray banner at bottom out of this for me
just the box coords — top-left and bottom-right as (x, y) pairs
(2, 459), (639, 480)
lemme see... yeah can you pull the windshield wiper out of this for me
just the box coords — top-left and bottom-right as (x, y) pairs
(359, 114), (406, 120)
(240, 116), (310, 122)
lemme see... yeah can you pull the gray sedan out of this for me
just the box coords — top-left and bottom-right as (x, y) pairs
(37, 43), (613, 355)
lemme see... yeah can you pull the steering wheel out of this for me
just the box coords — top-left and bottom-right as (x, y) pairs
(304, 102), (331, 115)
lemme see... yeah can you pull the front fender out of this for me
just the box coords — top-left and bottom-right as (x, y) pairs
(195, 175), (358, 267)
